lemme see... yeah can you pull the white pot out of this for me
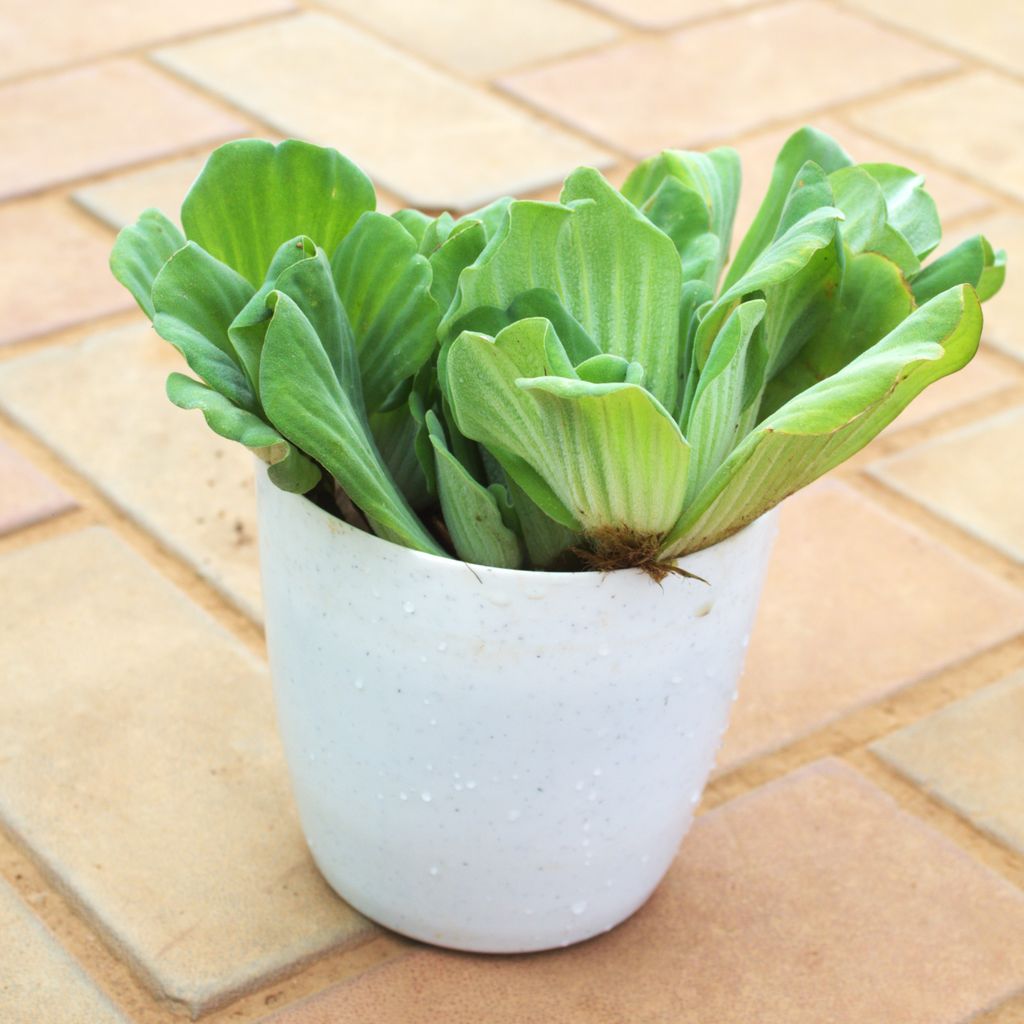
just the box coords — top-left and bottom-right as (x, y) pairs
(256, 468), (777, 953)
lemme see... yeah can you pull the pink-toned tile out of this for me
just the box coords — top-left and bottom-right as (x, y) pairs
(155, 13), (611, 210)
(0, 440), (75, 536)
(0, 198), (135, 346)
(870, 406), (1024, 565)
(0, 0), (295, 81)
(720, 481), (1024, 768)
(578, 0), (758, 29)
(0, 58), (248, 200)
(848, 71), (1024, 204)
(499, 1), (957, 158)
(267, 759), (1024, 1024)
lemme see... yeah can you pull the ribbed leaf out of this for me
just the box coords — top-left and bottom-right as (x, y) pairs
(428, 219), (486, 314)
(110, 209), (185, 318)
(762, 251), (913, 417)
(151, 243), (256, 411)
(259, 291), (444, 555)
(861, 163), (940, 261)
(664, 285), (982, 556)
(371, 404), (432, 510)
(445, 318), (691, 538)
(443, 170), (683, 410)
(332, 212), (440, 413)
(911, 235), (1006, 305)
(622, 147), (740, 288)
(726, 127), (852, 289)
(228, 236), (317, 392)
(165, 372), (320, 493)
(684, 299), (767, 499)
(426, 412), (524, 568)
(181, 139), (375, 287)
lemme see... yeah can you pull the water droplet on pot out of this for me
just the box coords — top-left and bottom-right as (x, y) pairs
(437, 641), (448, 652)
(742, 633), (750, 649)
(488, 591), (511, 607)
(597, 644), (610, 657)
(581, 838), (591, 848)
(587, 790), (598, 802)
(524, 908), (535, 916)
(640, 853), (650, 864)
(353, 678), (364, 690)
(690, 791), (701, 806)
(308, 751), (317, 762)
(429, 865), (440, 876)
(454, 782), (463, 791)
(399, 792), (408, 801)
(670, 674), (683, 685)
(574, 780), (585, 792)
(376, 793), (384, 800)
(592, 767), (602, 777)
(605, 878), (614, 888)
(571, 900), (587, 915)
(507, 809), (521, 822)
(429, 718), (437, 727)
(466, 780), (477, 790)
(421, 792), (432, 802)
(402, 601), (416, 614)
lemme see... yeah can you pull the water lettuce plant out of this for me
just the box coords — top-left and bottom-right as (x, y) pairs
(111, 130), (1005, 575)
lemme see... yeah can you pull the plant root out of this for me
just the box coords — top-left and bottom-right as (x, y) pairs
(574, 526), (708, 585)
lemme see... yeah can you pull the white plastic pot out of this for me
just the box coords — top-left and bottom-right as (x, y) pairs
(256, 467), (777, 953)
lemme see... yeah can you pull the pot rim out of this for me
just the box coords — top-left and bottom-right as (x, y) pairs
(257, 466), (775, 586)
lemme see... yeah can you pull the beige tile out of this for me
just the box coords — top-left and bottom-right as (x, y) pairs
(886, 351), (1013, 431)
(72, 154), (206, 230)
(0, 0), (294, 81)
(155, 13), (611, 210)
(870, 406), (1024, 564)
(848, 71), (1024, 204)
(721, 481), (1024, 768)
(0, 440), (76, 536)
(0, 58), (248, 200)
(0, 879), (128, 1024)
(874, 671), (1024, 855)
(730, 115), (994, 248)
(267, 760), (1024, 1024)
(0, 323), (262, 619)
(0, 198), (134, 346)
(316, 0), (618, 77)
(843, 0), (1024, 76)
(0, 528), (372, 1014)
(499, 1), (957, 158)
(577, 0), (758, 29)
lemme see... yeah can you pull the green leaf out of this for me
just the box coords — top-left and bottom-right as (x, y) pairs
(274, 246), (364, 409)
(110, 209), (186, 319)
(726, 127), (852, 290)
(391, 208), (432, 246)
(860, 163), (940, 261)
(332, 212), (440, 413)
(151, 242), (256, 411)
(229, 236), (318, 393)
(259, 291), (445, 556)
(458, 196), (513, 240)
(371, 404), (432, 510)
(181, 139), (375, 287)
(444, 170), (683, 410)
(684, 299), (767, 499)
(692, 202), (843, 400)
(506, 476), (581, 569)
(664, 285), (982, 556)
(911, 235), (1005, 305)
(428, 219), (486, 314)
(762, 251), (913, 417)
(829, 166), (888, 254)
(622, 147), (740, 288)
(426, 411), (524, 568)
(165, 372), (321, 493)
(446, 318), (691, 538)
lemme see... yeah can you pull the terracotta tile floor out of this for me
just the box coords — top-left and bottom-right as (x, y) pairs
(0, 1), (1022, 1021)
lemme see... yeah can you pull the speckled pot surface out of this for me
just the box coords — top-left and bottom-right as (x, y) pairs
(256, 467), (777, 953)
